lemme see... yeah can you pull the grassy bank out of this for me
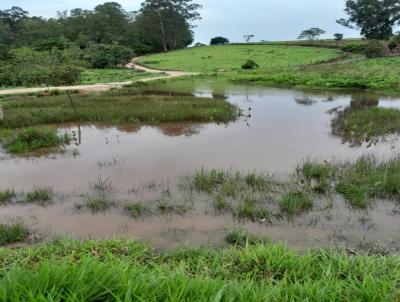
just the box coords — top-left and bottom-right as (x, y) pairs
(138, 45), (342, 72)
(78, 69), (155, 84)
(0, 238), (398, 301)
(228, 56), (400, 92)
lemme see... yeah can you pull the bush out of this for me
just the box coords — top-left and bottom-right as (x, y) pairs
(241, 60), (259, 70)
(210, 37), (229, 45)
(341, 44), (366, 53)
(364, 40), (386, 58)
(84, 42), (134, 68)
(0, 47), (82, 87)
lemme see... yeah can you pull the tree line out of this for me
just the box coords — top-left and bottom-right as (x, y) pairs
(0, 0), (201, 87)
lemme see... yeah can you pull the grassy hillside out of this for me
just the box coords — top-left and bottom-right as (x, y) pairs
(138, 45), (342, 72)
(139, 44), (400, 92)
(0, 238), (398, 301)
(229, 56), (400, 91)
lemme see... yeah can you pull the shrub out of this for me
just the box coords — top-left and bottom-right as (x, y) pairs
(341, 43), (366, 53)
(0, 47), (82, 87)
(242, 60), (259, 70)
(84, 42), (134, 68)
(364, 40), (385, 58)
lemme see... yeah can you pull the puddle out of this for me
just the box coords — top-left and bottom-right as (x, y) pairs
(1, 79), (400, 251)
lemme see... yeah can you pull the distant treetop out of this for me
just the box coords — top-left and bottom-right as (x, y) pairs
(210, 37), (229, 45)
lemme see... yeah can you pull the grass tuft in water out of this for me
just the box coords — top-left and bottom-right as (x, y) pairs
(0, 127), (70, 154)
(124, 202), (151, 218)
(0, 221), (29, 245)
(225, 229), (268, 246)
(299, 155), (400, 209)
(280, 191), (313, 216)
(0, 189), (16, 205)
(25, 187), (54, 206)
(235, 196), (269, 222)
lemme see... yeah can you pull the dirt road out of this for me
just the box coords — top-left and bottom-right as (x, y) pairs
(0, 58), (197, 96)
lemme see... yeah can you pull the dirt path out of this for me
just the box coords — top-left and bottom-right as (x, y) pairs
(0, 58), (197, 96)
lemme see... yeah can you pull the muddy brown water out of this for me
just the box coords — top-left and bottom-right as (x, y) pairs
(1, 79), (400, 251)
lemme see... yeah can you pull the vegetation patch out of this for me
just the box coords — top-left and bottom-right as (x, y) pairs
(225, 229), (267, 246)
(228, 56), (400, 92)
(332, 107), (400, 145)
(298, 155), (400, 209)
(0, 189), (16, 205)
(0, 239), (398, 301)
(139, 45), (341, 72)
(0, 127), (70, 154)
(78, 69), (154, 85)
(0, 221), (29, 245)
(185, 169), (280, 221)
(0, 90), (239, 129)
(25, 187), (54, 207)
(279, 191), (313, 216)
(81, 177), (115, 213)
(124, 202), (152, 218)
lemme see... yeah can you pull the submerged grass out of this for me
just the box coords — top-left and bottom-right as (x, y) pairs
(298, 155), (400, 209)
(0, 238), (399, 301)
(0, 127), (70, 154)
(25, 187), (54, 206)
(280, 191), (313, 216)
(0, 221), (29, 246)
(332, 107), (400, 145)
(0, 189), (16, 205)
(124, 202), (151, 218)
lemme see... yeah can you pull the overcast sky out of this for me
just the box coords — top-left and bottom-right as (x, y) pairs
(1, 0), (360, 43)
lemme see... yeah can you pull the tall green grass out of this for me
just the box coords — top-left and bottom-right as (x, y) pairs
(0, 238), (398, 301)
(0, 127), (70, 153)
(0, 92), (239, 129)
(298, 155), (400, 209)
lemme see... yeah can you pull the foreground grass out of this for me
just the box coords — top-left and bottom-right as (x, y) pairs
(138, 45), (341, 72)
(78, 68), (154, 84)
(0, 127), (70, 153)
(0, 238), (398, 301)
(0, 89), (238, 129)
(332, 106), (400, 145)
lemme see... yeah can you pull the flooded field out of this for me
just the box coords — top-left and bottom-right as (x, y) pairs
(1, 79), (400, 251)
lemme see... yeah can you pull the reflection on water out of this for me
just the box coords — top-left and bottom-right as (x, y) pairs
(1, 79), (400, 250)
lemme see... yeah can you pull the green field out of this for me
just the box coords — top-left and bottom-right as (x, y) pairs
(0, 238), (398, 301)
(230, 56), (400, 91)
(138, 45), (342, 72)
(139, 44), (400, 92)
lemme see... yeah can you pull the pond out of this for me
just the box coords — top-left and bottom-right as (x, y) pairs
(1, 79), (400, 251)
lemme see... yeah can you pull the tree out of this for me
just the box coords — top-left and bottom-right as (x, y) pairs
(244, 34), (255, 43)
(334, 33), (344, 41)
(210, 37), (229, 45)
(298, 28), (326, 40)
(337, 0), (400, 40)
(138, 0), (201, 52)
